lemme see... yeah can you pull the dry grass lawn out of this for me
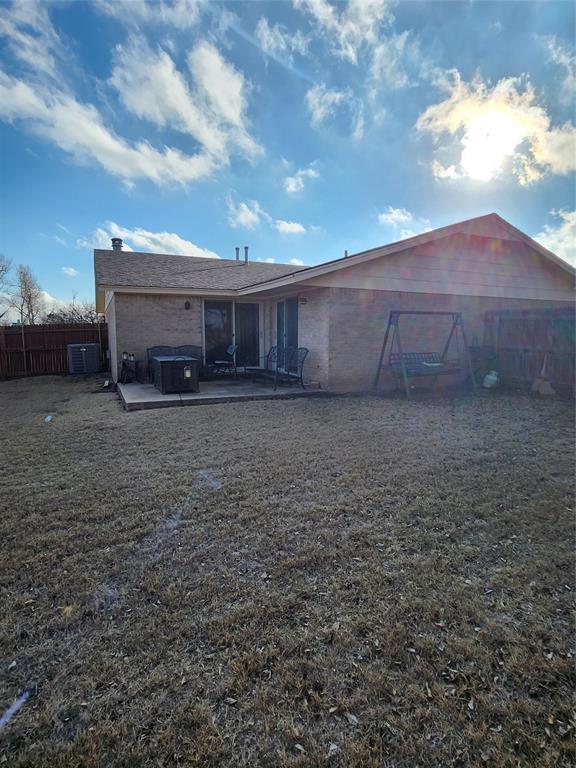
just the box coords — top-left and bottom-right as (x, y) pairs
(0, 375), (574, 767)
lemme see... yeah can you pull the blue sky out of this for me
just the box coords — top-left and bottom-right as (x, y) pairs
(0, 0), (574, 310)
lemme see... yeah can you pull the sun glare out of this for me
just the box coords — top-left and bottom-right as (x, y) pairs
(460, 109), (527, 181)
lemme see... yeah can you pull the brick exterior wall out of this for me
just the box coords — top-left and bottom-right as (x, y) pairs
(111, 293), (203, 378)
(107, 288), (572, 390)
(261, 300), (275, 360)
(324, 287), (572, 392)
(295, 291), (330, 385)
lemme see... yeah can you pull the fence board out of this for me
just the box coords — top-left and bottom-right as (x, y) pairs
(478, 308), (574, 396)
(0, 323), (108, 379)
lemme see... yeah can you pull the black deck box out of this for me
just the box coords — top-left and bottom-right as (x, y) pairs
(151, 356), (200, 394)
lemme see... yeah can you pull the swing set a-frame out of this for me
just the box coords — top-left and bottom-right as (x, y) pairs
(373, 310), (478, 399)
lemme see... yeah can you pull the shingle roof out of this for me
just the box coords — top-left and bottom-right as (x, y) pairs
(94, 250), (306, 291)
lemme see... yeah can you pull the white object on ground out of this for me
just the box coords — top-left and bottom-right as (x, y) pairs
(0, 688), (32, 730)
(482, 371), (499, 389)
(44, 415), (53, 423)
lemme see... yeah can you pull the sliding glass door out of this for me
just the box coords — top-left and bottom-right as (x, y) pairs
(276, 298), (298, 369)
(235, 303), (260, 366)
(204, 301), (233, 364)
(204, 300), (260, 366)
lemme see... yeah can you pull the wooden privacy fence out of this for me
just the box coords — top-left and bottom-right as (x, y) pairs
(473, 308), (575, 396)
(0, 322), (108, 379)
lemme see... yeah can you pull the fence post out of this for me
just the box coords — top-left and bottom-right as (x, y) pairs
(20, 322), (28, 377)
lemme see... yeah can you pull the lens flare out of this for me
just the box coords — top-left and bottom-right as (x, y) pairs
(460, 110), (527, 181)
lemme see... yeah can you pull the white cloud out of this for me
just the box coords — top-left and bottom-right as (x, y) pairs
(534, 210), (576, 266)
(227, 199), (265, 230)
(539, 35), (575, 105)
(416, 71), (576, 185)
(42, 290), (67, 311)
(0, 0), (61, 79)
(290, 258), (305, 266)
(283, 164), (319, 193)
(430, 159), (459, 180)
(0, 72), (216, 186)
(95, 0), (202, 29)
(110, 37), (260, 164)
(78, 222), (220, 258)
(0, 20), (259, 189)
(305, 83), (351, 126)
(531, 124), (576, 176)
(378, 207), (431, 239)
(377, 207), (412, 226)
(294, 0), (393, 65)
(61, 266), (79, 277)
(294, 0), (422, 130)
(255, 17), (308, 62)
(275, 220), (306, 234)
(352, 102), (365, 140)
(110, 38), (221, 157)
(370, 31), (421, 90)
(227, 197), (309, 235)
(188, 41), (260, 158)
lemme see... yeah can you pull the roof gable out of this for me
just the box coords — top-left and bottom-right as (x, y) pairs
(298, 232), (573, 302)
(238, 213), (574, 295)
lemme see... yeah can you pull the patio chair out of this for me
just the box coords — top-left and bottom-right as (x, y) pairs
(246, 346), (308, 390)
(212, 344), (238, 377)
(274, 347), (308, 390)
(173, 344), (202, 360)
(245, 346), (277, 382)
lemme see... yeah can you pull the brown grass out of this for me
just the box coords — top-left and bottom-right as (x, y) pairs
(0, 375), (574, 767)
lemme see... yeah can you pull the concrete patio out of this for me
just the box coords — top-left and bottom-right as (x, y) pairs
(117, 379), (328, 411)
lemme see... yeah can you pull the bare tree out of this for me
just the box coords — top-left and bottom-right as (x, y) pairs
(0, 254), (11, 321)
(0, 254), (10, 290)
(43, 298), (100, 324)
(8, 265), (44, 325)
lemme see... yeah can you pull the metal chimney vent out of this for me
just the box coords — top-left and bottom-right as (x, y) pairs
(111, 238), (123, 251)
(67, 343), (101, 374)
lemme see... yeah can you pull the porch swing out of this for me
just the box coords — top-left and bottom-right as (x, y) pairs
(372, 311), (478, 399)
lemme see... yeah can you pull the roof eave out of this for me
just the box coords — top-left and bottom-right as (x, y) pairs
(96, 284), (241, 298)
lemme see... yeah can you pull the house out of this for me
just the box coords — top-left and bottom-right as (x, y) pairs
(94, 214), (574, 391)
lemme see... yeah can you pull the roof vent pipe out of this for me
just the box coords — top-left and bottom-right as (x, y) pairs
(344, 249), (348, 257)
(111, 238), (123, 251)
(244, 246), (249, 263)
(235, 246), (240, 261)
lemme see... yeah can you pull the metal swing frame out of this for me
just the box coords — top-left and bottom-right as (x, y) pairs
(373, 310), (478, 399)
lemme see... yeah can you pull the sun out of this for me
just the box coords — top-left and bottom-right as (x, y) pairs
(460, 109), (527, 181)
